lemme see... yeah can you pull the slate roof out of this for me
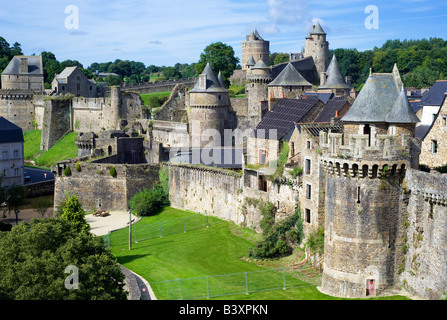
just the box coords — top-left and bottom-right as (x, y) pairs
(342, 73), (403, 123)
(190, 62), (227, 93)
(251, 60), (270, 70)
(315, 96), (349, 123)
(246, 56), (256, 67)
(419, 81), (447, 106)
(254, 97), (320, 140)
(319, 55), (351, 90)
(303, 92), (334, 104)
(250, 29), (264, 41)
(1, 55), (43, 75)
(268, 62), (312, 87)
(385, 86), (420, 124)
(0, 117), (24, 143)
(310, 22), (326, 35)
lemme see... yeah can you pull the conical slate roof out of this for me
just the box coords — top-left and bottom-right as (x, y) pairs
(246, 56), (256, 67)
(190, 62), (226, 92)
(251, 29), (264, 41)
(311, 22), (326, 35)
(268, 62), (312, 87)
(251, 60), (270, 70)
(342, 70), (412, 123)
(319, 55), (351, 90)
(385, 85), (420, 124)
(217, 71), (225, 88)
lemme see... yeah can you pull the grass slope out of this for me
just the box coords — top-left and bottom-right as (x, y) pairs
(23, 130), (78, 168)
(108, 207), (409, 300)
(140, 91), (171, 106)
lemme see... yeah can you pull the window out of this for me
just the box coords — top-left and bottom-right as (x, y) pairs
(305, 158), (311, 175)
(305, 209), (311, 223)
(3, 169), (7, 177)
(291, 142), (295, 156)
(306, 141), (311, 149)
(442, 115), (447, 127)
(62, 86), (65, 91)
(14, 150), (19, 158)
(90, 86), (93, 90)
(357, 186), (361, 204)
(77, 83), (81, 91)
(14, 168), (19, 176)
(306, 184), (312, 199)
(2, 151), (7, 159)
(389, 125), (396, 135)
(432, 140), (438, 154)
(259, 149), (267, 165)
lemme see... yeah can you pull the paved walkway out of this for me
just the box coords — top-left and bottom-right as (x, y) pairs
(85, 211), (157, 300)
(86, 211), (140, 236)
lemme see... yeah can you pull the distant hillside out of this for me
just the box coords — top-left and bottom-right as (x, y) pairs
(331, 38), (447, 90)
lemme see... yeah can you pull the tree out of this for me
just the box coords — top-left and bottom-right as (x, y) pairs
(33, 198), (53, 217)
(163, 66), (182, 80)
(273, 53), (290, 65)
(59, 194), (90, 234)
(195, 42), (239, 87)
(0, 218), (127, 300)
(129, 184), (169, 217)
(4, 184), (26, 223)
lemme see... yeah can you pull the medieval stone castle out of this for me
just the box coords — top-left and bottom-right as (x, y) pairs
(1, 23), (447, 300)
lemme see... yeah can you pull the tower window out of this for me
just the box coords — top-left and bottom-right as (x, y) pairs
(306, 184), (312, 199)
(357, 186), (361, 203)
(305, 209), (311, 223)
(432, 140), (438, 154)
(305, 158), (311, 175)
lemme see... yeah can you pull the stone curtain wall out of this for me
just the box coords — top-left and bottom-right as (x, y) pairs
(401, 168), (447, 299)
(54, 162), (159, 212)
(40, 98), (72, 151)
(168, 164), (246, 224)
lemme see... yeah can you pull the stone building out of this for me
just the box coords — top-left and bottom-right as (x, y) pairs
(52, 66), (97, 97)
(419, 93), (447, 168)
(242, 30), (270, 70)
(267, 62), (313, 104)
(0, 116), (24, 187)
(319, 68), (420, 298)
(1, 55), (44, 92)
(186, 63), (233, 148)
(304, 22), (329, 77)
(245, 60), (272, 123)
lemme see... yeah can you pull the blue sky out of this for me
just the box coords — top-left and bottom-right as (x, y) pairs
(1, 0), (446, 68)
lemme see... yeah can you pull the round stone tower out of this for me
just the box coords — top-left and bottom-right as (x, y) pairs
(319, 69), (420, 298)
(242, 30), (270, 71)
(304, 22), (329, 76)
(246, 59), (272, 121)
(187, 63), (230, 148)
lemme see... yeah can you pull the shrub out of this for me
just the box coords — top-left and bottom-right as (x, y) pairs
(64, 166), (72, 177)
(248, 204), (304, 259)
(292, 167), (303, 178)
(59, 194), (90, 234)
(110, 166), (117, 177)
(76, 162), (81, 172)
(305, 227), (325, 254)
(129, 184), (170, 217)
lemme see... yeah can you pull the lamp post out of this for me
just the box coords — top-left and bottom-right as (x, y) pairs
(128, 208), (132, 251)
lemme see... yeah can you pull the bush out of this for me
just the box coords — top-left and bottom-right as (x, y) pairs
(248, 204), (304, 259)
(109, 166), (117, 177)
(64, 166), (72, 177)
(76, 162), (81, 172)
(129, 184), (170, 217)
(292, 167), (303, 178)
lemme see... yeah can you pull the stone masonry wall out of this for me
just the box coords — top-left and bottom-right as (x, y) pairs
(54, 161), (159, 212)
(401, 168), (447, 299)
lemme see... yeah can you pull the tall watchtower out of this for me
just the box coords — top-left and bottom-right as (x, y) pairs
(304, 22), (329, 76)
(246, 60), (272, 123)
(319, 67), (420, 298)
(187, 63), (231, 148)
(242, 30), (270, 71)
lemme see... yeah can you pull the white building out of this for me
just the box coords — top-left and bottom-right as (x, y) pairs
(0, 116), (24, 187)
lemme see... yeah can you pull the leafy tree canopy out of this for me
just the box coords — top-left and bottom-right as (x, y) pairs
(0, 218), (127, 300)
(195, 42), (240, 87)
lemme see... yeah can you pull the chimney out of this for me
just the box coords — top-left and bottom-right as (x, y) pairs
(320, 72), (326, 86)
(19, 58), (28, 74)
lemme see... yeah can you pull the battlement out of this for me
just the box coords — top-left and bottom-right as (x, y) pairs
(320, 130), (412, 162)
(0, 90), (34, 99)
(319, 130), (412, 179)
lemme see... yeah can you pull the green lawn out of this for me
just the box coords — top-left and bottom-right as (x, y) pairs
(23, 129), (42, 160)
(23, 130), (78, 168)
(140, 91), (172, 106)
(108, 207), (410, 300)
